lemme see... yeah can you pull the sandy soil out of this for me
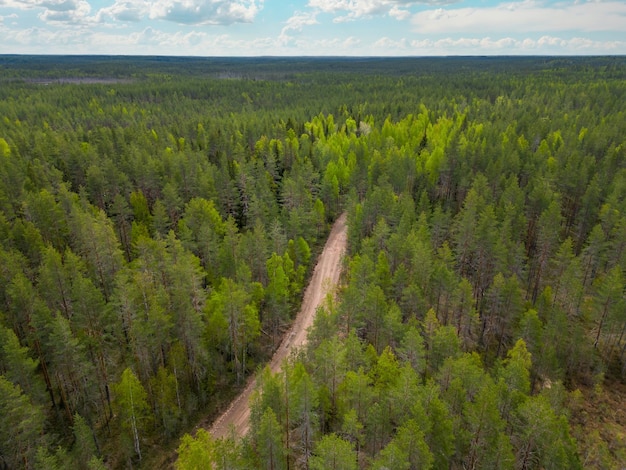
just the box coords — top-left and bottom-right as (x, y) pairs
(205, 213), (347, 439)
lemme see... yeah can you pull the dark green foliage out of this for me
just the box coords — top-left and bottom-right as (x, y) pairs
(1, 56), (625, 468)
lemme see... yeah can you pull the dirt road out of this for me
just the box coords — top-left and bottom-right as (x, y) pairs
(207, 213), (347, 439)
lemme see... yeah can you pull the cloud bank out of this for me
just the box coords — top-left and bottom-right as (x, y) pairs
(412, 1), (626, 34)
(0, 0), (624, 55)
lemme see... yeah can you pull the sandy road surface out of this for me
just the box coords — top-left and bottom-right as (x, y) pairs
(206, 213), (347, 439)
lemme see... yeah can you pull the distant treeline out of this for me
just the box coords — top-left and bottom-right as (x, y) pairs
(1, 54), (624, 80)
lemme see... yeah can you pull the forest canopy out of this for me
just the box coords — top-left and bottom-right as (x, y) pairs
(0, 55), (625, 469)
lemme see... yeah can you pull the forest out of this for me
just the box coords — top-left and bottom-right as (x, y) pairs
(0, 55), (625, 469)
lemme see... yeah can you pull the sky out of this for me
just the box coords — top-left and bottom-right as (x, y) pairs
(0, 0), (625, 56)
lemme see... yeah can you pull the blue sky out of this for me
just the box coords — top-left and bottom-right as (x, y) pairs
(0, 0), (624, 55)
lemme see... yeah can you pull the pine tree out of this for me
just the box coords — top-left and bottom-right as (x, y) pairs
(256, 408), (286, 470)
(309, 434), (356, 470)
(112, 368), (152, 462)
(0, 375), (45, 469)
(175, 429), (215, 470)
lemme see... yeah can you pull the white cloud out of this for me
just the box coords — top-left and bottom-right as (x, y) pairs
(279, 10), (318, 45)
(1, 21), (624, 55)
(412, 0), (626, 34)
(0, 23), (265, 54)
(39, 0), (90, 22)
(343, 35), (360, 47)
(39, 0), (79, 12)
(308, 0), (459, 21)
(373, 36), (408, 49)
(330, 13), (353, 23)
(149, 0), (262, 25)
(96, 0), (148, 22)
(281, 35), (363, 54)
(33, 0), (268, 25)
(537, 35), (565, 47)
(1, 0), (37, 9)
(0, 0), (25, 8)
(125, 29), (277, 54)
(0, 0), (93, 23)
(129, 26), (206, 46)
(389, 5), (411, 20)
(5, 25), (90, 47)
(2, 0), (625, 55)
(407, 34), (626, 54)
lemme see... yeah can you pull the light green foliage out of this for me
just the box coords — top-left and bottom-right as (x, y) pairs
(514, 395), (581, 469)
(265, 252), (292, 339)
(177, 197), (225, 279)
(310, 433), (356, 470)
(360, 285), (388, 352)
(313, 335), (346, 418)
(341, 408), (364, 452)
(151, 199), (170, 238)
(250, 366), (285, 435)
(0, 375), (45, 469)
(23, 188), (69, 250)
(463, 382), (514, 469)
(129, 190), (152, 229)
(388, 364), (421, 425)
(115, 260), (173, 382)
(419, 381), (455, 468)
(437, 352), (487, 416)
(501, 339), (532, 399)
(0, 137), (10, 157)
(398, 323), (426, 376)
(34, 445), (72, 470)
(371, 346), (400, 391)
(394, 419), (434, 470)
(429, 324), (462, 373)
(339, 368), (373, 425)
(207, 278), (260, 382)
(256, 408), (286, 470)
(372, 440), (410, 470)
(112, 368), (152, 461)
(10, 218), (45, 267)
(175, 429), (215, 470)
(313, 198), (326, 234)
(87, 455), (108, 470)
